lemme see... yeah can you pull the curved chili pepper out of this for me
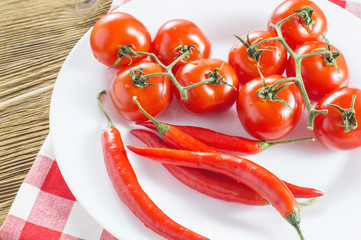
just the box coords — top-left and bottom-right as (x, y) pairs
(97, 91), (209, 240)
(131, 129), (322, 203)
(127, 145), (305, 240)
(131, 129), (268, 205)
(136, 121), (315, 155)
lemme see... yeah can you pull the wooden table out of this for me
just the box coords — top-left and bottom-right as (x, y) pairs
(0, 0), (112, 225)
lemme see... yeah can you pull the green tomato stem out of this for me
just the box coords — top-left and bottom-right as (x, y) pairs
(133, 50), (201, 100)
(142, 72), (170, 78)
(166, 51), (189, 71)
(133, 50), (189, 100)
(135, 51), (167, 69)
(276, 13), (302, 28)
(268, 10), (329, 130)
(182, 79), (213, 91)
(298, 49), (332, 60)
(252, 36), (281, 49)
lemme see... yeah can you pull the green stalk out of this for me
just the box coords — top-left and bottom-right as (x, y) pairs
(129, 50), (189, 100)
(96, 90), (115, 129)
(132, 96), (169, 136)
(286, 211), (305, 240)
(267, 9), (329, 130)
(258, 137), (315, 151)
(133, 49), (216, 100)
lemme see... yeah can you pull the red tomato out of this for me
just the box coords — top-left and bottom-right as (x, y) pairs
(314, 87), (361, 150)
(110, 61), (172, 121)
(228, 30), (287, 85)
(90, 12), (151, 69)
(268, 0), (327, 49)
(151, 19), (211, 74)
(236, 75), (303, 140)
(286, 41), (349, 102)
(175, 58), (239, 114)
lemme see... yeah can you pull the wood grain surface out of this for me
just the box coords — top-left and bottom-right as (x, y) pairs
(0, 0), (111, 225)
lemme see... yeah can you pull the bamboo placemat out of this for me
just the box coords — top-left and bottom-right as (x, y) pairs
(0, 0), (111, 225)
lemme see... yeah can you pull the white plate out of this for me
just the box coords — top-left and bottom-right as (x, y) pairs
(50, 0), (361, 239)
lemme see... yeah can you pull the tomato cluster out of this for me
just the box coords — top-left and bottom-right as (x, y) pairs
(90, 12), (240, 120)
(232, 0), (360, 149)
(90, 0), (361, 151)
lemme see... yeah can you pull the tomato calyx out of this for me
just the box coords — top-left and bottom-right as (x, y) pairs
(109, 45), (140, 69)
(328, 95), (358, 133)
(206, 64), (237, 90)
(181, 64), (237, 92)
(320, 34), (341, 69)
(293, 6), (315, 27)
(269, 6), (315, 31)
(130, 67), (159, 89)
(323, 50), (340, 69)
(257, 80), (294, 109)
(234, 34), (276, 63)
(173, 40), (203, 60)
(255, 69), (293, 109)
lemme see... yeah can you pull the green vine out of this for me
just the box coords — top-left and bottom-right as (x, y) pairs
(111, 41), (234, 101)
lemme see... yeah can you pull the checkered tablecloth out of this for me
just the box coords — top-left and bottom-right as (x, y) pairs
(1, 0), (361, 239)
(0, 135), (117, 240)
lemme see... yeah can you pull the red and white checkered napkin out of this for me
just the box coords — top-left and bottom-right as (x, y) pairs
(1, 1), (361, 240)
(331, 0), (361, 15)
(0, 135), (117, 240)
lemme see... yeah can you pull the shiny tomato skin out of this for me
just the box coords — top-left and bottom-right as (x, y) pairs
(314, 87), (361, 150)
(90, 12), (151, 69)
(110, 61), (172, 121)
(286, 41), (349, 102)
(228, 30), (287, 85)
(151, 19), (211, 74)
(268, 0), (327, 49)
(236, 75), (303, 141)
(175, 58), (239, 114)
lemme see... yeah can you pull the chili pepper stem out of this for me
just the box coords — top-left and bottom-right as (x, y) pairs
(257, 197), (316, 207)
(297, 197), (317, 206)
(133, 96), (169, 136)
(96, 90), (115, 129)
(286, 211), (304, 240)
(258, 137), (315, 151)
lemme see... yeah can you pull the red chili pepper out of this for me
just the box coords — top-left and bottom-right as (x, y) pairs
(131, 129), (268, 205)
(97, 91), (209, 240)
(127, 145), (305, 240)
(131, 129), (322, 203)
(137, 121), (315, 155)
